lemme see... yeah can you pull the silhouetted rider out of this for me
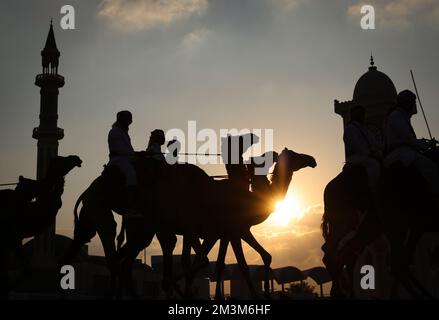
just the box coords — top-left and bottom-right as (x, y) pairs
(344, 105), (383, 187)
(221, 133), (259, 191)
(108, 110), (141, 218)
(384, 90), (439, 196)
(146, 129), (166, 162)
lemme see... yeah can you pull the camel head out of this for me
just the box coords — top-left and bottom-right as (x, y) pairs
(278, 148), (317, 172)
(269, 148), (316, 199)
(47, 155), (82, 179)
(15, 176), (41, 201)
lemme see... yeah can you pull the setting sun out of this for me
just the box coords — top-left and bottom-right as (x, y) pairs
(270, 195), (304, 227)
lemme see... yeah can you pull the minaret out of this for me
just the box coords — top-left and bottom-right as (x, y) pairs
(32, 21), (65, 259)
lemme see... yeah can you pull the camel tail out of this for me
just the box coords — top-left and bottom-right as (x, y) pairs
(117, 218), (125, 251)
(73, 192), (85, 225)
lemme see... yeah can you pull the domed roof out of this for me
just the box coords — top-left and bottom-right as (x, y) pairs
(353, 56), (397, 103)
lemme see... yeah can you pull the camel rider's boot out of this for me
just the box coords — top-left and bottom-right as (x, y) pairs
(124, 186), (143, 219)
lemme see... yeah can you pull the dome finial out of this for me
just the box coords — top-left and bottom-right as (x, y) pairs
(369, 52), (377, 71)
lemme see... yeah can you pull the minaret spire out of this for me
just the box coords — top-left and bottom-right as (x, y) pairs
(41, 19), (60, 74)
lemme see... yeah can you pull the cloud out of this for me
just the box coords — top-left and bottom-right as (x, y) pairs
(294, 204), (323, 232)
(96, 0), (309, 33)
(278, 0), (309, 11)
(181, 28), (211, 53)
(348, 0), (439, 30)
(97, 0), (208, 31)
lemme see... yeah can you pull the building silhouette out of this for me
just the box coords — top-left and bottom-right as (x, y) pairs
(334, 56), (398, 159)
(32, 21), (65, 263)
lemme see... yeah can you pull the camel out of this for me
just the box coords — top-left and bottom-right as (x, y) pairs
(0, 155), (82, 297)
(63, 148), (315, 299)
(188, 151), (282, 299)
(62, 159), (212, 298)
(322, 146), (439, 298)
(0, 176), (41, 209)
(116, 148), (316, 298)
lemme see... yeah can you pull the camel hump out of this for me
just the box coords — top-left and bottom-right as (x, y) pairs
(171, 162), (211, 180)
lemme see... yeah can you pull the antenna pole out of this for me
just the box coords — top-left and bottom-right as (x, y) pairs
(410, 70), (433, 140)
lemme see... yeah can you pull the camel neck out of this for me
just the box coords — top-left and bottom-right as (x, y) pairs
(270, 161), (293, 200)
(39, 176), (65, 197)
(250, 161), (293, 223)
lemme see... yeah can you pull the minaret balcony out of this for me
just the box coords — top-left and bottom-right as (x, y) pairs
(32, 127), (64, 140)
(35, 73), (65, 88)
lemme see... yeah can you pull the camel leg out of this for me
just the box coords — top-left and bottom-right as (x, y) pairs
(172, 236), (217, 285)
(190, 237), (203, 255)
(13, 242), (30, 272)
(181, 235), (192, 298)
(405, 229), (421, 266)
(116, 217), (126, 251)
(60, 206), (98, 267)
(344, 253), (358, 298)
(57, 208), (103, 299)
(403, 229), (433, 298)
(7, 241), (33, 292)
(96, 216), (118, 299)
(322, 242), (344, 299)
(390, 265), (423, 299)
(156, 231), (177, 298)
(215, 238), (228, 300)
(166, 236), (217, 299)
(190, 237), (217, 278)
(193, 237), (215, 268)
(57, 236), (91, 300)
(191, 237), (211, 268)
(230, 238), (259, 299)
(184, 235), (216, 297)
(398, 229), (433, 298)
(117, 219), (155, 299)
(118, 235), (155, 299)
(241, 230), (272, 298)
(394, 227), (425, 299)
(171, 236), (200, 283)
(388, 232), (421, 299)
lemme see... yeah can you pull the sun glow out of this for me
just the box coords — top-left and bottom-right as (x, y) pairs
(270, 195), (304, 226)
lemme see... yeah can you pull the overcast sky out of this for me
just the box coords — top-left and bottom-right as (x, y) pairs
(1, 1), (438, 286)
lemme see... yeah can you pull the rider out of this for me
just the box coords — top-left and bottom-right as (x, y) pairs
(247, 151), (278, 191)
(384, 89), (439, 196)
(108, 110), (141, 219)
(145, 129), (166, 161)
(221, 133), (259, 191)
(343, 105), (383, 188)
